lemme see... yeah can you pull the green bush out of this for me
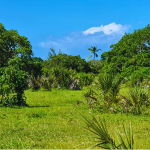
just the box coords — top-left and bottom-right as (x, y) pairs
(101, 24), (150, 76)
(84, 74), (122, 109)
(128, 86), (150, 114)
(40, 75), (54, 90)
(0, 58), (28, 106)
(45, 48), (92, 73)
(123, 68), (150, 87)
(28, 75), (41, 90)
(76, 72), (94, 86)
(0, 24), (33, 107)
(41, 67), (83, 90)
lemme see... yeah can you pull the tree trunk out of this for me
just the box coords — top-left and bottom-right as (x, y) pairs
(94, 53), (95, 65)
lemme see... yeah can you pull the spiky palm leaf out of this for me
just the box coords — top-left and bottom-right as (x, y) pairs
(80, 114), (116, 149)
(110, 75), (122, 103)
(86, 55), (92, 60)
(81, 114), (134, 149)
(128, 86), (150, 114)
(117, 122), (134, 149)
(94, 74), (122, 106)
(96, 74), (113, 94)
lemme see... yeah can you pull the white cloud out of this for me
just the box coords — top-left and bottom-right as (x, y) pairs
(82, 23), (130, 35)
(39, 23), (131, 57)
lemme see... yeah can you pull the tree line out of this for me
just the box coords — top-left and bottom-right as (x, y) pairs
(1, 23), (150, 106)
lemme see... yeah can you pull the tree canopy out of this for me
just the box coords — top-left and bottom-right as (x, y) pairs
(44, 48), (91, 73)
(0, 23), (33, 106)
(101, 24), (150, 77)
(32, 57), (43, 63)
(0, 23), (33, 69)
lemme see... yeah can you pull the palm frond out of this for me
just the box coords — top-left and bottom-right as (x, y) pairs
(80, 114), (134, 149)
(117, 122), (134, 149)
(87, 46), (101, 55)
(80, 114), (116, 149)
(95, 48), (101, 52)
(86, 55), (92, 60)
(88, 48), (93, 52)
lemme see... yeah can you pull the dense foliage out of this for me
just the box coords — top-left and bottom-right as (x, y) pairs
(30, 57), (43, 78)
(101, 24), (150, 77)
(1, 23), (150, 112)
(44, 48), (92, 73)
(0, 23), (33, 69)
(87, 59), (104, 74)
(0, 23), (33, 106)
(1, 22), (150, 150)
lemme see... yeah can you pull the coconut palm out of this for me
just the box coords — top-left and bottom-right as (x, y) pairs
(86, 46), (101, 65)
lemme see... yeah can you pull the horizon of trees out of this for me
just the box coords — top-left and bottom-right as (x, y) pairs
(1, 23), (150, 106)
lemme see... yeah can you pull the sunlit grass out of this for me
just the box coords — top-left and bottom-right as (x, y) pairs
(0, 87), (150, 149)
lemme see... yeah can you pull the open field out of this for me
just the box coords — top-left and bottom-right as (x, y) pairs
(0, 87), (150, 149)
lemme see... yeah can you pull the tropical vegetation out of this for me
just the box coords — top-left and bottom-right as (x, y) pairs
(1, 23), (150, 149)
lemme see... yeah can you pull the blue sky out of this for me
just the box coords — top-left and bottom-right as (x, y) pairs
(1, 0), (150, 60)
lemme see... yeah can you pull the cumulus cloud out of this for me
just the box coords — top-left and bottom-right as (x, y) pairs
(39, 23), (131, 57)
(82, 22), (130, 35)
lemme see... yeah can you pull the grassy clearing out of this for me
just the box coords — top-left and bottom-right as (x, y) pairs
(0, 87), (150, 149)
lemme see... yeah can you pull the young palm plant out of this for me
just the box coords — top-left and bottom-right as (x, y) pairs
(110, 75), (123, 104)
(41, 75), (54, 90)
(81, 114), (134, 149)
(128, 86), (150, 114)
(90, 74), (122, 108)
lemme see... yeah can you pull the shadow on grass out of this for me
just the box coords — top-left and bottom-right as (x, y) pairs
(27, 105), (51, 108)
(0, 104), (51, 108)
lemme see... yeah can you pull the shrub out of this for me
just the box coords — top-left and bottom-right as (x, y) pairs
(41, 75), (55, 90)
(128, 86), (150, 114)
(84, 74), (122, 109)
(0, 60), (28, 106)
(76, 72), (94, 86)
(42, 67), (83, 90)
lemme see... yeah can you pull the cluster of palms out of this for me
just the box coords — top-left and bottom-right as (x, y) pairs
(28, 67), (84, 90)
(84, 71), (150, 114)
(81, 73), (150, 149)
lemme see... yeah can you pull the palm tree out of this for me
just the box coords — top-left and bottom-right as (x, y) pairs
(86, 46), (101, 65)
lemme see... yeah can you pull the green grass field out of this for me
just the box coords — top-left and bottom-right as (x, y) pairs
(0, 87), (150, 149)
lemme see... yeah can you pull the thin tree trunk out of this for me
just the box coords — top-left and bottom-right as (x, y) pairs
(94, 53), (95, 65)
